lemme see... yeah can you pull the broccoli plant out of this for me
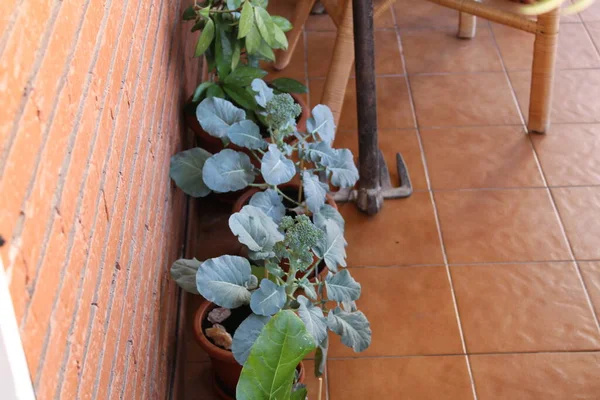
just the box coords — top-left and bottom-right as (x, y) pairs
(170, 78), (359, 214)
(182, 0), (307, 115)
(171, 202), (371, 398)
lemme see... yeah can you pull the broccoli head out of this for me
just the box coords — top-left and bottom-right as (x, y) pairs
(265, 93), (301, 136)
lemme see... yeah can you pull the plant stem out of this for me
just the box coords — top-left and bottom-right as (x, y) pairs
(209, 8), (241, 13)
(297, 161), (305, 203)
(249, 149), (262, 163)
(302, 257), (321, 284)
(276, 188), (302, 207)
(249, 183), (269, 188)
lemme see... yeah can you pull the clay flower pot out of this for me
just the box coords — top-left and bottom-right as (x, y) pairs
(193, 301), (306, 400)
(185, 92), (309, 155)
(232, 182), (338, 214)
(232, 183), (335, 283)
(184, 93), (308, 205)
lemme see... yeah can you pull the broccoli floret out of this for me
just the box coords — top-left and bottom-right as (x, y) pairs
(279, 215), (295, 232)
(284, 215), (323, 250)
(280, 215), (324, 271)
(265, 93), (301, 135)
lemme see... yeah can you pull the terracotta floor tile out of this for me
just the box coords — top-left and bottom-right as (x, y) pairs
(553, 187), (600, 260)
(262, 36), (306, 81)
(492, 23), (600, 71)
(334, 129), (428, 191)
(327, 356), (474, 400)
(531, 124), (600, 186)
(340, 192), (444, 266)
(452, 262), (600, 353)
(309, 76), (415, 130)
(421, 126), (543, 189)
(402, 26), (503, 74)
(586, 21), (600, 47)
(394, 0), (460, 29)
(579, 262), (600, 320)
(301, 360), (327, 400)
(510, 69), (600, 124)
(266, 0), (296, 19)
(579, 1), (600, 21)
(561, 0), (585, 23)
(435, 189), (571, 263)
(307, 30), (403, 78)
(410, 73), (521, 127)
(328, 266), (463, 358)
(306, 32), (335, 78)
(305, 8), (395, 31)
(470, 352), (600, 400)
(552, 23), (600, 70)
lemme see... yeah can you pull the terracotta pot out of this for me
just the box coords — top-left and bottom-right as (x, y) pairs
(194, 301), (306, 399)
(185, 92), (309, 155)
(232, 183), (338, 214)
(232, 183), (334, 286)
(185, 93), (308, 206)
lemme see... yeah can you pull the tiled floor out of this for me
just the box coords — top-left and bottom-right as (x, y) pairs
(181, 1), (600, 399)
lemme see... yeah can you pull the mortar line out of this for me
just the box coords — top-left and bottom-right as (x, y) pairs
(4, 1), (93, 278)
(0, 1), (63, 177)
(49, 3), (120, 397)
(390, 7), (479, 399)
(133, 18), (189, 399)
(25, 0), (93, 388)
(145, 29), (190, 399)
(136, 25), (193, 400)
(0, 0), (26, 57)
(104, 0), (168, 397)
(83, 1), (179, 398)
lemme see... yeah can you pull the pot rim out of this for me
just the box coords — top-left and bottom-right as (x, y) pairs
(186, 91), (309, 140)
(193, 301), (308, 377)
(193, 301), (238, 363)
(232, 182), (338, 214)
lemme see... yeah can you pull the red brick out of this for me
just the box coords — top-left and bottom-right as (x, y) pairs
(31, 4), (156, 400)
(2, 0), (193, 398)
(72, 8), (180, 400)
(0, 0), (53, 156)
(0, 1), (18, 34)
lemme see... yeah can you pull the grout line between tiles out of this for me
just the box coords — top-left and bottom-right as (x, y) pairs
(581, 21), (600, 58)
(390, 7), (479, 400)
(490, 18), (600, 337)
(536, 171), (600, 335)
(309, 68), (600, 81)
(346, 259), (584, 269)
(488, 22), (528, 128)
(327, 348), (600, 361)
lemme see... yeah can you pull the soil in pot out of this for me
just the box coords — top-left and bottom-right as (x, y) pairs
(194, 302), (306, 400)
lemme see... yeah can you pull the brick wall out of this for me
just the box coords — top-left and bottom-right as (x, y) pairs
(0, 0), (198, 398)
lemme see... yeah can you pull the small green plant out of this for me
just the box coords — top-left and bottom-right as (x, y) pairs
(170, 78), (359, 212)
(182, 1), (306, 116)
(170, 68), (369, 399)
(171, 201), (371, 399)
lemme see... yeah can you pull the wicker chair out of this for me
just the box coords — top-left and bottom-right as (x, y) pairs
(276, 0), (560, 134)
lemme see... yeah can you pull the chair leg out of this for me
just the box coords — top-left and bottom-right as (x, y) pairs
(528, 8), (560, 134)
(458, 12), (477, 39)
(274, 0), (317, 71)
(321, 0), (355, 126)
